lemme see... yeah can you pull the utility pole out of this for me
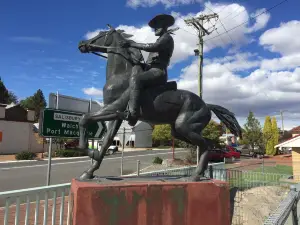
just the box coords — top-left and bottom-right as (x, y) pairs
(280, 110), (285, 135)
(184, 13), (218, 99)
(185, 14), (218, 165)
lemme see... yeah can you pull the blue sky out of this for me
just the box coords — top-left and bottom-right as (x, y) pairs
(1, 0), (300, 129)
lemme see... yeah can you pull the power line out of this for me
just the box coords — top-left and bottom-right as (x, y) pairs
(215, 19), (253, 68)
(204, 5), (253, 69)
(204, 0), (289, 42)
(178, 26), (198, 37)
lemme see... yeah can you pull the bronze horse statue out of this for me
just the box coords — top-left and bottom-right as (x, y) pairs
(77, 24), (242, 181)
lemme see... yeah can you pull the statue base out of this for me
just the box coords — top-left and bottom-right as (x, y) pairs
(70, 176), (230, 225)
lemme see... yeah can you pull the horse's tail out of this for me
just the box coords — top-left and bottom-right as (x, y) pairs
(207, 104), (243, 139)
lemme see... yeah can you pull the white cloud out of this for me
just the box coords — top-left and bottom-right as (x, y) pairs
(176, 53), (300, 129)
(82, 87), (103, 97)
(126, 0), (202, 8)
(261, 54), (300, 71)
(84, 2), (270, 66)
(247, 8), (271, 33)
(85, 29), (105, 40)
(259, 20), (300, 56)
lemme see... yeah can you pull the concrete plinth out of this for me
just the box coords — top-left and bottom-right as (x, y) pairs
(70, 177), (230, 225)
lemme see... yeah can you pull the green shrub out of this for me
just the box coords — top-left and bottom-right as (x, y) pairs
(184, 149), (197, 164)
(55, 149), (87, 157)
(43, 151), (56, 158)
(153, 156), (163, 164)
(15, 151), (37, 160)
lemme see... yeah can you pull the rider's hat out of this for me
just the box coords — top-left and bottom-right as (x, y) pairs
(148, 14), (175, 29)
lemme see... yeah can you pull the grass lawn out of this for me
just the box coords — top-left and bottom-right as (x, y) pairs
(253, 165), (293, 175)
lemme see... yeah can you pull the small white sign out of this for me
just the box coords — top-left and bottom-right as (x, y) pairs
(53, 113), (81, 122)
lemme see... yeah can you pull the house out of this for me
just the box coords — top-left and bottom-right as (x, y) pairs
(275, 135), (300, 181)
(219, 133), (240, 145)
(88, 121), (154, 150)
(289, 126), (300, 137)
(114, 121), (153, 148)
(0, 103), (42, 154)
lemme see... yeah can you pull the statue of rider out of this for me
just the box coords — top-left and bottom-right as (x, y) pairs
(118, 14), (175, 126)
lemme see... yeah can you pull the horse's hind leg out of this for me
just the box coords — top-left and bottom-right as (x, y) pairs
(174, 105), (211, 181)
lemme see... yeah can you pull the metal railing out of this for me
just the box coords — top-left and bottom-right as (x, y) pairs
(1, 162), (298, 225)
(0, 183), (71, 225)
(123, 161), (225, 177)
(0, 162), (224, 225)
(264, 185), (300, 225)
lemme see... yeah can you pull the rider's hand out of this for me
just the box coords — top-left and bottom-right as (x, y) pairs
(119, 40), (131, 48)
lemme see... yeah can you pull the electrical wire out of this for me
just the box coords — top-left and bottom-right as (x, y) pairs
(204, 0), (289, 42)
(203, 6), (253, 71)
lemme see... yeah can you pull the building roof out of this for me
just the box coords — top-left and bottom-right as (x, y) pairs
(5, 103), (18, 109)
(275, 134), (300, 148)
(290, 126), (300, 134)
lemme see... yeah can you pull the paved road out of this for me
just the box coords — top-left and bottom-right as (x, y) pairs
(0, 150), (188, 192)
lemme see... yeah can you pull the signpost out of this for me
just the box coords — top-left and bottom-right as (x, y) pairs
(39, 108), (107, 139)
(43, 92), (106, 186)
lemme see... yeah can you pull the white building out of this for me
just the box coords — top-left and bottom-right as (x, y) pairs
(113, 121), (153, 148)
(0, 103), (47, 154)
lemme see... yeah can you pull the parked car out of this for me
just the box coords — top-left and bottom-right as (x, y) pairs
(208, 147), (240, 162)
(106, 145), (119, 155)
(64, 139), (79, 149)
(226, 145), (241, 154)
(97, 141), (119, 155)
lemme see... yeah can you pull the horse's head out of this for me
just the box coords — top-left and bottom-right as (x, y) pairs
(78, 24), (144, 66)
(78, 24), (116, 54)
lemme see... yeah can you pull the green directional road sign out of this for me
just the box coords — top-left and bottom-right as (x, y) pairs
(39, 108), (107, 139)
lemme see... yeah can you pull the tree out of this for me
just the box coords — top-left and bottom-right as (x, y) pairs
(7, 91), (18, 104)
(243, 111), (263, 151)
(152, 124), (172, 145)
(0, 77), (9, 104)
(20, 89), (47, 121)
(203, 120), (223, 145)
(263, 116), (274, 155)
(0, 77), (17, 104)
(272, 117), (279, 154)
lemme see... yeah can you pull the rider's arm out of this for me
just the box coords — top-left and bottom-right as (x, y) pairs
(130, 34), (171, 52)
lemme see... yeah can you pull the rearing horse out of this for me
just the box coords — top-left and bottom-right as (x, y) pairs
(77, 24), (242, 181)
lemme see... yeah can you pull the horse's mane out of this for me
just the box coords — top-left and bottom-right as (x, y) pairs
(116, 29), (144, 65)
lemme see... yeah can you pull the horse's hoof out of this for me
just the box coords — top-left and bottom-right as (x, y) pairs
(79, 171), (94, 180)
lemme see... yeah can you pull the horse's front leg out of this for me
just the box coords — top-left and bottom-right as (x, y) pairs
(78, 106), (122, 150)
(79, 119), (123, 180)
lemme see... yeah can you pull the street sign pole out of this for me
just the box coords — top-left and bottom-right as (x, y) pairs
(120, 127), (125, 176)
(47, 91), (58, 186)
(89, 98), (94, 165)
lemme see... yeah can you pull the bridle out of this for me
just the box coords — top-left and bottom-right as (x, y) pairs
(84, 25), (119, 59)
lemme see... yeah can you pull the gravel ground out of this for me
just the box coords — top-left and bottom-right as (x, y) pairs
(231, 186), (289, 225)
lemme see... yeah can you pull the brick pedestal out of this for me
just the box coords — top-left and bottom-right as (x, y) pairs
(70, 178), (230, 225)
